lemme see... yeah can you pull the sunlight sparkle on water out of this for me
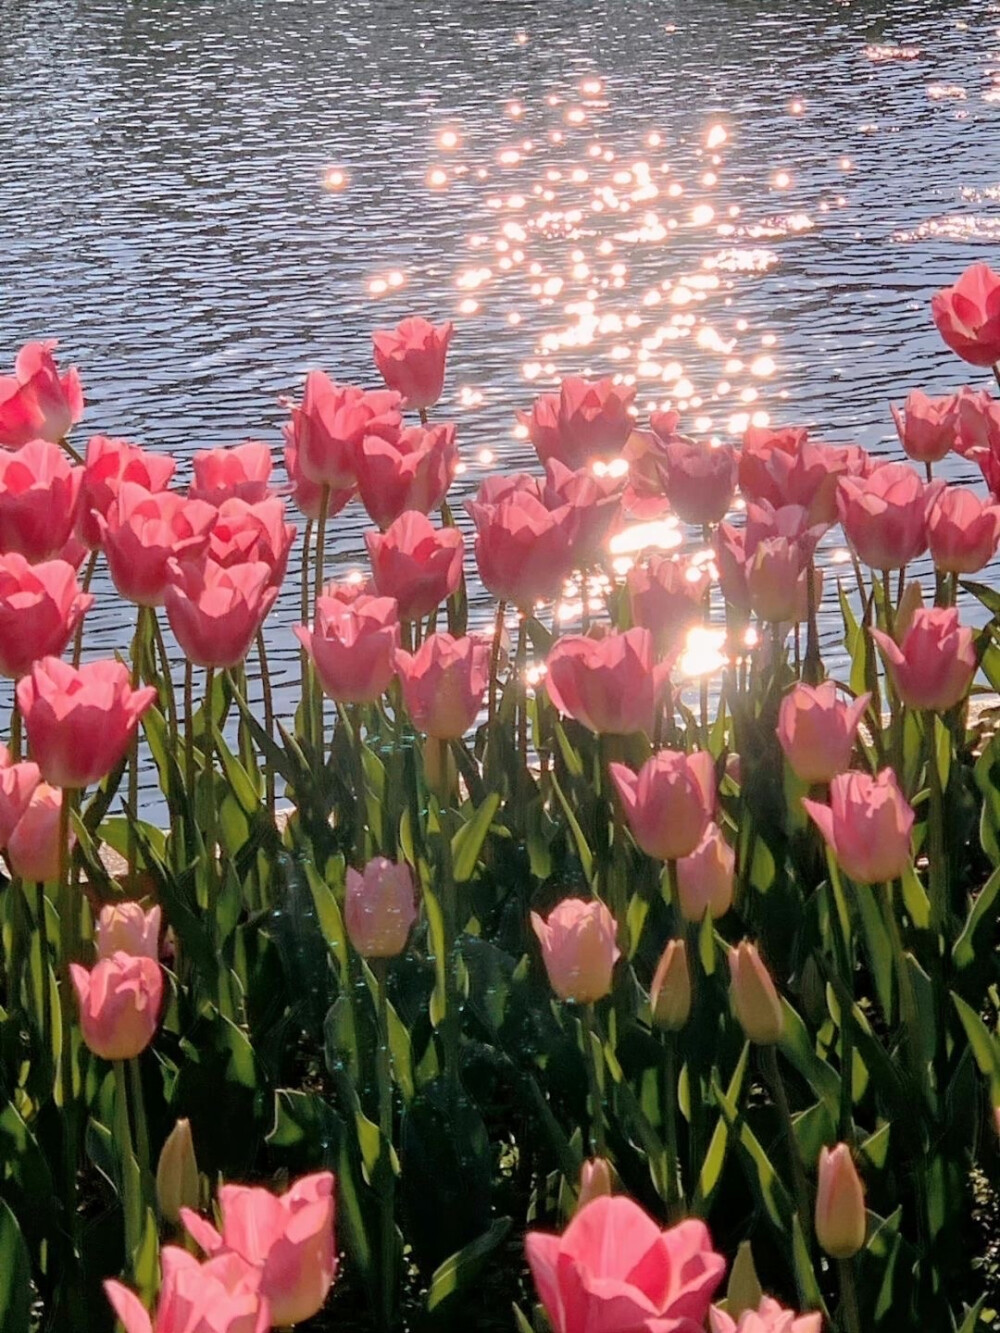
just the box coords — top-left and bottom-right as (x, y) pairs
(679, 627), (728, 680)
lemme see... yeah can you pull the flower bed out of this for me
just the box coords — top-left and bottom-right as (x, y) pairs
(3, 267), (1000, 1331)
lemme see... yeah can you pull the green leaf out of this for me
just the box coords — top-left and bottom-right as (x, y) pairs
(694, 1043), (749, 1211)
(550, 769), (594, 882)
(952, 992), (1000, 1101)
(0, 1198), (31, 1333)
(778, 999), (841, 1119)
(426, 1217), (512, 1313)
(451, 793), (501, 883)
(953, 865), (1000, 971)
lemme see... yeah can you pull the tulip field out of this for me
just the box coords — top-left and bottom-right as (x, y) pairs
(5, 264), (1000, 1333)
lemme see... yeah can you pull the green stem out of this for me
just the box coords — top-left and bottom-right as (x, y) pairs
(661, 1033), (681, 1218)
(127, 606), (147, 881)
(838, 1257), (863, 1333)
(581, 1004), (607, 1157)
(203, 666), (218, 915)
(256, 628), (276, 817)
(515, 615), (528, 771)
(128, 1058), (151, 1182)
(763, 1045), (811, 1247)
(374, 958), (397, 1330)
(300, 517), (314, 748)
(882, 881), (923, 1078)
(114, 1060), (141, 1271)
(151, 608), (177, 741)
(487, 599), (507, 730)
(924, 712), (948, 936)
(72, 549), (100, 670)
(57, 790), (80, 1253)
(313, 489), (331, 755)
(436, 747), (462, 1094)
(35, 883), (52, 1059)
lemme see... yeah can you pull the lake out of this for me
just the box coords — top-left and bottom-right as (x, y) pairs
(1, 0), (999, 802)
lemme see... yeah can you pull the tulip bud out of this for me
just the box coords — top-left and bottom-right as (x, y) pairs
(156, 1118), (200, 1224)
(675, 823), (734, 923)
(728, 942), (784, 1045)
(577, 1158), (613, 1211)
(650, 939), (692, 1031)
(815, 1144), (866, 1259)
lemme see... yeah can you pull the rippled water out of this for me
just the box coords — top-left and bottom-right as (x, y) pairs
(1, 0), (999, 804)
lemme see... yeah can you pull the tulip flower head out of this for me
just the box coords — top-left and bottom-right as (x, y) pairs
(675, 823), (735, 922)
(890, 389), (958, 465)
(931, 262), (1000, 368)
(870, 606), (976, 713)
(165, 559), (278, 670)
(546, 628), (672, 737)
(815, 1143), (866, 1259)
(181, 1171), (337, 1327)
(0, 340), (84, 448)
(927, 487), (1000, 574)
(345, 857), (417, 958)
(0, 554), (93, 679)
(395, 631), (490, 739)
(610, 749), (715, 860)
(650, 938), (692, 1031)
(728, 942), (784, 1045)
(99, 482), (217, 608)
(296, 592), (399, 705)
(156, 1119), (201, 1226)
(5, 781), (68, 882)
(190, 441), (273, 505)
(372, 316), (454, 410)
(520, 376), (636, 469)
(17, 656), (157, 789)
(526, 1195), (725, 1333)
(576, 1158), (613, 1211)
(79, 435), (175, 549)
(776, 681), (870, 785)
(285, 370), (400, 489)
(710, 1297), (823, 1333)
(531, 897), (620, 1004)
(356, 421), (458, 530)
(837, 463), (940, 571)
(365, 510), (464, 622)
(105, 1245), (270, 1333)
(803, 768), (914, 884)
(97, 902), (162, 960)
(0, 438), (84, 563)
(71, 951), (163, 1061)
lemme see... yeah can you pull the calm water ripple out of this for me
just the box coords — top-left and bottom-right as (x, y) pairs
(1, 0), (999, 806)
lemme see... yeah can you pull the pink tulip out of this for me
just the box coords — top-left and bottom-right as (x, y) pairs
(526, 1195), (725, 1333)
(345, 857), (417, 957)
(356, 421), (458, 529)
(285, 370), (401, 488)
(395, 632), (489, 738)
(296, 592), (399, 705)
(542, 459), (623, 561)
(5, 781), (68, 882)
(165, 559), (277, 670)
(365, 510), (463, 622)
(281, 429), (356, 521)
(0, 341), (84, 448)
(105, 1245), (271, 1333)
(890, 389), (958, 464)
(927, 487), (1000, 574)
(190, 441), (273, 505)
(0, 554), (94, 678)
(815, 1144), (866, 1259)
(628, 556), (711, 653)
(17, 656), (157, 788)
(96, 902), (162, 960)
(467, 473), (580, 608)
(609, 749), (715, 860)
(181, 1172), (337, 1327)
(870, 606), (975, 711)
(718, 502), (824, 624)
(372, 316), (454, 410)
(740, 425), (869, 525)
(99, 482), (216, 607)
(803, 768), (914, 884)
(0, 438), (83, 562)
(71, 951), (163, 1060)
(954, 385), (1000, 459)
(710, 1297), (822, 1333)
(79, 435), (175, 549)
(931, 262), (1000, 367)
(649, 420), (737, 526)
(777, 681), (870, 784)
(530, 898), (620, 1003)
(520, 377), (636, 468)
(676, 823), (735, 922)
(729, 942), (784, 1045)
(546, 628), (671, 737)
(0, 761), (41, 848)
(837, 462), (940, 570)
(208, 497), (296, 588)
(650, 938), (692, 1031)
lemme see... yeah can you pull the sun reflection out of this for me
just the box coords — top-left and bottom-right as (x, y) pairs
(678, 627), (727, 680)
